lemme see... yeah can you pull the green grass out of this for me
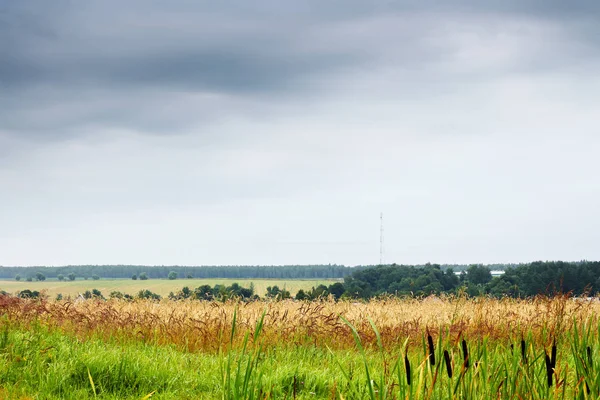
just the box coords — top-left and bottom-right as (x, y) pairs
(0, 321), (355, 399)
(1, 316), (599, 399)
(0, 278), (339, 299)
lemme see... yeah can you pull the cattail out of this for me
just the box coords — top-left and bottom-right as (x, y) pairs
(444, 350), (452, 378)
(551, 338), (557, 369)
(428, 333), (436, 366)
(585, 381), (591, 395)
(404, 354), (411, 386)
(545, 352), (553, 387)
(521, 338), (527, 364)
(293, 375), (297, 399)
(462, 339), (469, 369)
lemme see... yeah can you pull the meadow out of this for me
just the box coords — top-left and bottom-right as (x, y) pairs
(0, 278), (339, 299)
(1, 294), (599, 399)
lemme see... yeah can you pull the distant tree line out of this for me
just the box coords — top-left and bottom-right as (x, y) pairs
(337, 261), (600, 299)
(6, 260), (600, 302)
(4, 261), (600, 300)
(0, 264), (356, 281)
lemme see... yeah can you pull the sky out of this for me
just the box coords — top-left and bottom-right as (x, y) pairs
(1, 1), (599, 267)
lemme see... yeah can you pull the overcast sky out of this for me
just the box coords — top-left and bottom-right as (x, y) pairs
(1, 1), (599, 266)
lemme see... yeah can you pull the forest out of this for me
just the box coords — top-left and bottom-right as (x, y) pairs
(3, 261), (599, 299)
(340, 260), (600, 299)
(0, 264), (354, 280)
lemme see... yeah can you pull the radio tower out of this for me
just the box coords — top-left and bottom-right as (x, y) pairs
(379, 212), (384, 265)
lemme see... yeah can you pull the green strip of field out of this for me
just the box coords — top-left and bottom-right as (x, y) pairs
(0, 278), (340, 298)
(0, 317), (592, 399)
(0, 324), (350, 400)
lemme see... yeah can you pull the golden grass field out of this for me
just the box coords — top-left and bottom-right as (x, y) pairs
(3, 294), (597, 352)
(0, 278), (339, 298)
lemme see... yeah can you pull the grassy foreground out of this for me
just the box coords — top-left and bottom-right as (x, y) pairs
(1, 295), (600, 399)
(0, 279), (339, 299)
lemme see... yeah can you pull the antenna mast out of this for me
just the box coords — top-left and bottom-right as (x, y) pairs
(379, 212), (384, 265)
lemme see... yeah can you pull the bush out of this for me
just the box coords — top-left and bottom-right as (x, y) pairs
(26, 277), (33, 282)
(15, 274), (21, 281)
(35, 272), (46, 281)
(194, 285), (214, 300)
(18, 289), (41, 299)
(137, 289), (161, 301)
(295, 289), (308, 301)
(57, 274), (65, 281)
(67, 273), (76, 281)
(92, 274), (100, 281)
(328, 282), (346, 300)
(168, 271), (177, 280)
(132, 274), (138, 280)
(139, 272), (148, 280)
(109, 291), (134, 300)
(265, 285), (290, 300)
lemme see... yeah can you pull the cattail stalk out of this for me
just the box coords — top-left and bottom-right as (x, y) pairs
(551, 339), (557, 369)
(444, 350), (452, 378)
(462, 339), (469, 369)
(545, 352), (553, 387)
(428, 333), (435, 366)
(404, 354), (411, 386)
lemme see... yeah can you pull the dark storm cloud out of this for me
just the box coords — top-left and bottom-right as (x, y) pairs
(1, 1), (363, 92)
(1, 0), (599, 137)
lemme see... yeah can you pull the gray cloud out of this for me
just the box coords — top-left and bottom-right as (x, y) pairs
(1, 0), (599, 138)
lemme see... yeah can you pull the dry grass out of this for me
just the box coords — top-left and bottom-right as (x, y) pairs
(1, 294), (597, 353)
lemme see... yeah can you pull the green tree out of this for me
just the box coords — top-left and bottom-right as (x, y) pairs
(466, 265), (492, 285)
(92, 274), (100, 281)
(194, 285), (214, 300)
(328, 282), (345, 300)
(35, 272), (46, 281)
(132, 274), (138, 280)
(137, 289), (161, 300)
(265, 285), (290, 300)
(309, 284), (329, 299)
(168, 271), (178, 280)
(67, 273), (76, 281)
(15, 274), (21, 281)
(57, 274), (65, 281)
(295, 289), (308, 300)
(18, 289), (40, 299)
(139, 272), (148, 280)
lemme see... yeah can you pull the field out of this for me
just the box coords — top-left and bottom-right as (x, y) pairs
(0, 279), (340, 299)
(1, 294), (600, 399)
